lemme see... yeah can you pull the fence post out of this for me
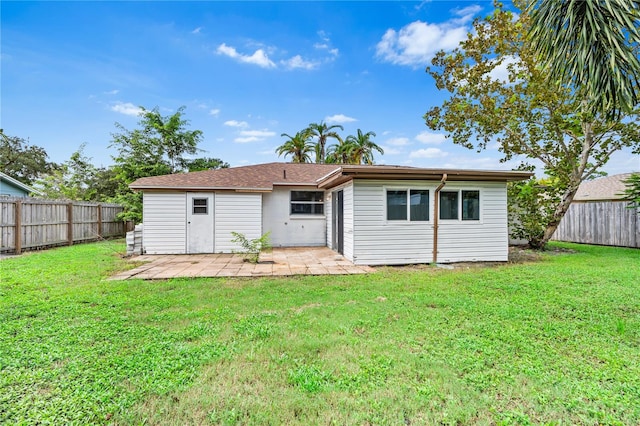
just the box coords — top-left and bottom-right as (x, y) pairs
(67, 203), (73, 246)
(15, 200), (22, 255)
(97, 204), (103, 239)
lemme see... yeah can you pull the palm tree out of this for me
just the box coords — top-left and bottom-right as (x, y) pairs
(325, 138), (353, 164)
(344, 129), (383, 165)
(306, 121), (344, 164)
(275, 131), (314, 163)
(528, 0), (640, 120)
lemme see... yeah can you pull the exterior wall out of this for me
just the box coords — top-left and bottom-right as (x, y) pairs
(347, 180), (508, 265)
(325, 182), (354, 261)
(436, 181), (509, 262)
(262, 186), (327, 247)
(351, 180), (433, 265)
(143, 192), (186, 254)
(0, 180), (29, 197)
(215, 193), (262, 252)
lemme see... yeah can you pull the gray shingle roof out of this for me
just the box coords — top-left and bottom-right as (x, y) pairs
(574, 173), (634, 201)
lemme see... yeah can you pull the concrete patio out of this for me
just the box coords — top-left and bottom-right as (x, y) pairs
(109, 247), (374, 280)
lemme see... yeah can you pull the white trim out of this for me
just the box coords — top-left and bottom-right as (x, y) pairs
(383, 186), (432, 224)
(438, 188), (483, 223)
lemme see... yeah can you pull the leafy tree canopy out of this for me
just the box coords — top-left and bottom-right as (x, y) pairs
(0, 130), (57, 185)
(109, 106), (206, 222)
(35, 143), (118, 202)
(424, 1), (640, 248)
(621, 173), (640, 208)
(185, 157), (230, 172)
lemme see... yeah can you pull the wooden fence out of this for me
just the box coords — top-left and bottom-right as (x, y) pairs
(0, 198), (129, 254)
(552, 200), (640, 248)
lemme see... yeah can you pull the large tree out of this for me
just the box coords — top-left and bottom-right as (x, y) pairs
(185, 157), (230, 172)
(109, 106), (205, 222)
(528, 0), (640, 120)
(0, 130), (57, 185)
(424, 2), (640, 248)
(306, 121), (343, 164)
(275, 131), (314, 163)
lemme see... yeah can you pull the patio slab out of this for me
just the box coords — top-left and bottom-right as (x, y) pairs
(109, 247), (374, 280)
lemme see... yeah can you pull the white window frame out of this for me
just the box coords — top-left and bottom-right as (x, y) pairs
(385, 187), (431, 223)
(290, 190), (325, 216)
(438, 189), (482, 222)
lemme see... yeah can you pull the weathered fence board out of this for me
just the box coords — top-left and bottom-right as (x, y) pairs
(0, 197), (127, 253)
(553, 201), (639, 248)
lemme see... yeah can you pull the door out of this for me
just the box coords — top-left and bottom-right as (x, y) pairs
(332, 190), (344, 255)
(187, 192), (214, 253)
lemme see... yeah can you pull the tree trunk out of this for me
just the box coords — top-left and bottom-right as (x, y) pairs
(539, 118), (594, 248)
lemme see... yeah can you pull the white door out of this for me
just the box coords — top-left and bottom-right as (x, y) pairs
(187, 192), (214, 253)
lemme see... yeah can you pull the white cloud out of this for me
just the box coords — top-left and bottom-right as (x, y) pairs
(216, 43), (276, 68)
(233, 129), (276, 144)
(415, 131), (447, 144)
(386, 137), (411, 146)
(209, 108), (221, 117)
(281, 55), (318, 70)
(191, 27), (203, 34)
(325, 114), (357, 124)
(380, 145), (402, 155)
(235, 136), (260, 143)
(110, 102), (143, 117)
(104, 89), (119, 95)
(224, 120), (249, 128)
(376, 5), (482, 67)
(239, 129), (276, 138)
(409, 148), (448, 159)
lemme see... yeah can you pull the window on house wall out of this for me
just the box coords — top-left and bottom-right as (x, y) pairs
(192, 198), (208, 214)
(439, 191), (459, 220)
(462, 190), (480, 220)
(387, 189), (429, 221)
(410, 190), (429, 221)
(290, 191), (324, 215)
(439, 190), (480, 220)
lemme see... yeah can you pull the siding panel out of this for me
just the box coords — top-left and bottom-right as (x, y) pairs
(215, 193), (262, 252)
(351, 180), (509, 265)
(143, 192), (186, 254)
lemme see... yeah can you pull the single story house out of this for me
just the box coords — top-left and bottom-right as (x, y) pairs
(130, 162), (532, 264)
(0, 172), (41, 197)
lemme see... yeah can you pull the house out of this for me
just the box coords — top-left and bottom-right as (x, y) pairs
(0, 172), (41, 197)
(130, 162), (532, 264)
(553, 173), (639, 248)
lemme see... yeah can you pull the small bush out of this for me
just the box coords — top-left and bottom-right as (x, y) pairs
(230, 231), (271, 263)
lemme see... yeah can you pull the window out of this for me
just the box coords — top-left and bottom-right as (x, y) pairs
(462, 190), (480, 220)
(387, 189), (429, 221)
(192, 198), (208, 214)
(439, 191), (459, 220)
(387, 190), (407, 220)
(439, 190), (480, 220)
(291, 191), (324, 215)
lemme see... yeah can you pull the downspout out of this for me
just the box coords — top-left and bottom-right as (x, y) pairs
(433, 173), (447, 264)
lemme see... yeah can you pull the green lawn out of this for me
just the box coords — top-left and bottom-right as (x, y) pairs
(1, 241), (639, 425)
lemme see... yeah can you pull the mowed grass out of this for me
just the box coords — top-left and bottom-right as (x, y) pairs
(1, 241), (639, 425)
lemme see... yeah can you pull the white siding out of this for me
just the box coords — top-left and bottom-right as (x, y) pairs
(342, 183), (355, 262)
(215, 193), (262, 253)
(352, 180), (432, 265)
(262, 187), (327, 247)
(143, 192), (186, 254)
(350, 180), (509, 265)
(437, 182), (508, 262)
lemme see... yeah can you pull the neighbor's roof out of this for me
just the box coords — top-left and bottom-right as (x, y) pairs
(129, 162), (533, 191)
(574, 173), (635, 201)
(0, 171), (42, 195)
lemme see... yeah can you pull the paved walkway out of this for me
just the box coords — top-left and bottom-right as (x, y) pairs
(109, 247), (374, 280)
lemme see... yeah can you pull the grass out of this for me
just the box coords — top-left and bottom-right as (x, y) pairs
(1, 240), (639, 425)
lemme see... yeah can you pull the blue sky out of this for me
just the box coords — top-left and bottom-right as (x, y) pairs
(2, 1), (637, 174)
